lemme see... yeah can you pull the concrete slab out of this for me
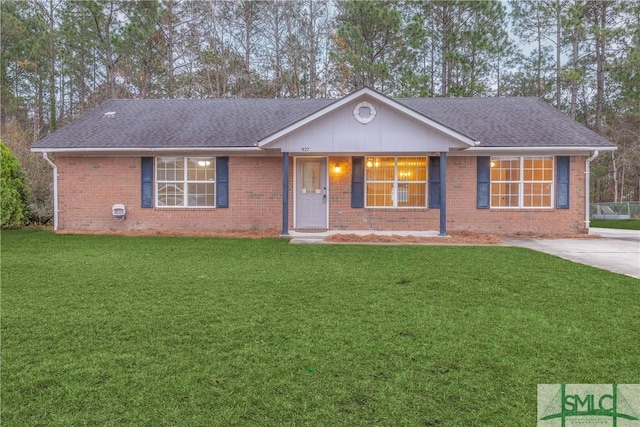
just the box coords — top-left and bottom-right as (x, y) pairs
(504, 229), (640, 279)
(589, 227), (640, 241)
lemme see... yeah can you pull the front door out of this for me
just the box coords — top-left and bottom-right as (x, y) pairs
(295, 158), (327, 229)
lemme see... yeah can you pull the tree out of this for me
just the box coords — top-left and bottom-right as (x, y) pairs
(509, 0), (569, 104)
(563, 0), (587, 119)
(411, 0), (508, 97)
(0, 141), (30, 229)
(331, 0), (419, 94)
(118, 0), (168, 98)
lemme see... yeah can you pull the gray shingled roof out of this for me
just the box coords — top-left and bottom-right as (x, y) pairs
(32, 96), (614, 150)
(398, 97), (613, 148)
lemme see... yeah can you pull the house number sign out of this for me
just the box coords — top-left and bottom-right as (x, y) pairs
(353, 101), (377, 124)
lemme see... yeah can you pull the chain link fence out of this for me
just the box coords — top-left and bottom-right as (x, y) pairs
(590, 202), (640, 219)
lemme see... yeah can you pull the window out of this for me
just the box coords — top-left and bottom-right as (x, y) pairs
(156, 157), (216, 207)
(490, 156), (553, 208)
(365, 157), (427, 207)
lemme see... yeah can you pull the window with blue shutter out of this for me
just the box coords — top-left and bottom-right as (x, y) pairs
(477, 156), (490, 209)
(141, 157), (154, 208)
(429, 156), (441, 209)
(216, 157), (229, 208)
(556, 156), (570, 209)
(351, 157), (365, 208)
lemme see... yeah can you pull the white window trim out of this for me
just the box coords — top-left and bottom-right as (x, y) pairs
(365, 157), (428, 209)
(155, 157), (217, 208)
(490, 156), (555, 209)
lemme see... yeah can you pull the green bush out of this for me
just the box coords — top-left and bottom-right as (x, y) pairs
(1, 141), (30, 228)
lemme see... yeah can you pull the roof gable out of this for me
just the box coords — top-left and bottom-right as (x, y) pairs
(258, 87), (478, 150)
(260, 88), (476, 153)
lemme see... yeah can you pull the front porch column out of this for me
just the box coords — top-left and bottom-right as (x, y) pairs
(439, 151), (448, 236)
(282, 152), (290, 235)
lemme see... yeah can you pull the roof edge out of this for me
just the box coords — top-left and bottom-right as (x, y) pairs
(31, 147), (264, 154)
(464, 146), (617, 152)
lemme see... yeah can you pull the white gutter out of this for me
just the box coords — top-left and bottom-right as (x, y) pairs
(585, 150), (599, 231)
(30, 146), (263, 154)
(464, 146), (617, 153)
(42, 153), (58, 231)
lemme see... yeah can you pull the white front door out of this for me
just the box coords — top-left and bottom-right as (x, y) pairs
(295, 158), (327, 228)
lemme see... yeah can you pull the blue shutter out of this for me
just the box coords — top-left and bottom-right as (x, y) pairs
(351, 157), (365, 208)
(429, 156), (441, 209)
(141, 157), (153, 208)
(477, 156), (490, 209)
(556, 156), (570, 209)
(216, 157), (229, 208)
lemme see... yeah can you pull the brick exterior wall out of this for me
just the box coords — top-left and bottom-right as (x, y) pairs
(329, 155), (586, 234)
(55, 154), (586, 235)
(56, 156), (283, 233)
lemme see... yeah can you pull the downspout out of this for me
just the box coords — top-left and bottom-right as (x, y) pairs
(585, 150), (599, 231)
(42, 153), (58, 231)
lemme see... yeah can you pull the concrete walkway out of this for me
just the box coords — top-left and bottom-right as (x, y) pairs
(504, 228), (640, 279)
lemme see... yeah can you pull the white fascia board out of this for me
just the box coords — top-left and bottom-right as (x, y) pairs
(458, 146), (617, 155)
(258, 87), (479, 148)
(30, 146), (263, 154)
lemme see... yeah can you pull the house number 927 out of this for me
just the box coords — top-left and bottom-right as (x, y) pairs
(301, 147), (310, 151)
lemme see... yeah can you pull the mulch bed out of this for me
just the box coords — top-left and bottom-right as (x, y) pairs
(53, 228), (598, 244)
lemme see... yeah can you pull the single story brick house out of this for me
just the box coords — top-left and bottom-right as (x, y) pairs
(31, 87), (616, 236)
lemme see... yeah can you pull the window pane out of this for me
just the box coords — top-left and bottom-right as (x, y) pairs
(157, 157), (183, 181)
(491, 157), (519, 181)
(157, 183), (184, 206)
(491, 182), (519, 207)
(302, 161), (321, 191)
(366, 183), (393, 207)
(187, 158), (215, 181)
(523, 183), (552, 207)
(524, 157), (552, 182)
(156, 157), (217, 208)
(366, 157), (394, 181)
(398, 183), (426, 207)
(397, 157), (426, 181)
(187, 183), (215, 207)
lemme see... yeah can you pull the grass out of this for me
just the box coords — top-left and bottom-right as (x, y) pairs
(590, 218), (640, 230)
(2, 230), (639, 426)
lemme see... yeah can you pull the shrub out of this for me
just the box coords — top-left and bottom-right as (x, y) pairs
(1, 140), (30, 228)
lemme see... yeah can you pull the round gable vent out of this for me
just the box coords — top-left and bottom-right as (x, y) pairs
(353, 101), (377, 124)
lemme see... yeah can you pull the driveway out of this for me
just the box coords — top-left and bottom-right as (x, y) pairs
(504, 228), (640, 279)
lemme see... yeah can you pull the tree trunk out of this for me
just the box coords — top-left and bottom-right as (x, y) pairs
(166, 0), (176, 99)
(308, 0), (317, 98)
(555, 1), (561, 109)
(593, 2), (607, 133)
(536, 6), (542, 97)
(570, 4), (579, 120)
(612, 152), (618, 202)
(48, 0), (57, 132)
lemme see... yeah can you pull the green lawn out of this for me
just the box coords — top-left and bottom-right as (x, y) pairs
(2, 230), (639, 426)
(590, 218), (640, 230)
